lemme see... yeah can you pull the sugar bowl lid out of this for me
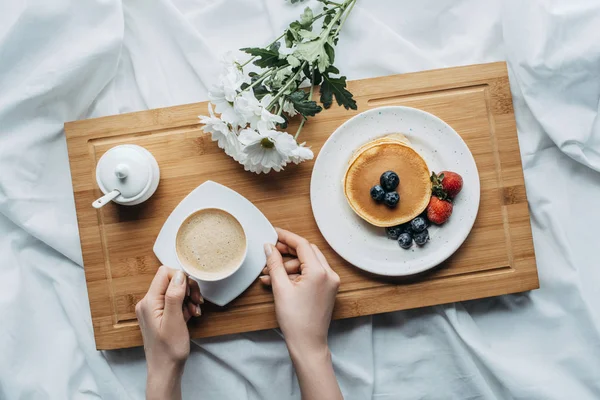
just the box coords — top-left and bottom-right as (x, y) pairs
(96, 144), (157, 203)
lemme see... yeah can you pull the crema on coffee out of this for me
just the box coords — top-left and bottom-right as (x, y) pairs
(176, 209), (246, 279)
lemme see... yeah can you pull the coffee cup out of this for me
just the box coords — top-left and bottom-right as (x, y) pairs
(175, 208), (248, 282)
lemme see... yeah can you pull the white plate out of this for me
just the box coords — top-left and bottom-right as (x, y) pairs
(310, 106), (480, 276)
(153, 181), (277, 306)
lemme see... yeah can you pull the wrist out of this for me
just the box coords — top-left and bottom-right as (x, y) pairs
(147, 362), (184, 400)
(286, 339), (331, 367)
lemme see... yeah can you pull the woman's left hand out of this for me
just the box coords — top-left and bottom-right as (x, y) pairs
(136, 266), (203, 400)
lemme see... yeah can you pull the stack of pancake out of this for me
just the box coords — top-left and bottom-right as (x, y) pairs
(343, 134), (431, 227)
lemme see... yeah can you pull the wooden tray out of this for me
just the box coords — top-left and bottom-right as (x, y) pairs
(65, 62), (538, 350)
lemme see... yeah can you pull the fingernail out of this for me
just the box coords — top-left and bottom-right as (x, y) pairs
(264, 243), (272, 257)
(186, 285), (191, 297)
(174, 270), (185, 285)
(198, 295), (204, 305)
(195, 304), (202, 316)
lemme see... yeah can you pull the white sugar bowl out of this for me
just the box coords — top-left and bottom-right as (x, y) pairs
(93, 144), (160, 208)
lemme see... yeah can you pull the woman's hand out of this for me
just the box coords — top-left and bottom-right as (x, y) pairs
(261, 228), (343, 400)
(136, 266), (203, 400)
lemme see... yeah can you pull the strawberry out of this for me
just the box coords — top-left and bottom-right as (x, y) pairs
(427, 196), (453, 225)
(431, 171), (463, 200)
(440, 171), (463, 199)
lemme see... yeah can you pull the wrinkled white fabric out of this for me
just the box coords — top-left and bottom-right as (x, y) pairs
(1, 0), (599, 399)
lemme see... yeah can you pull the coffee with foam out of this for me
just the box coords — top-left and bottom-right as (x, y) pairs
(176, 209), (246, 280)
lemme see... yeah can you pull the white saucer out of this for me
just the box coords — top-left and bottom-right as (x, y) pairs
(310, 106), (480, 277)
(153, 181), (277, 306)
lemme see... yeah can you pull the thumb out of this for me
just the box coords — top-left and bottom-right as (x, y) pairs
(264, 243), (291, 291)
(163, 270), (187, 324)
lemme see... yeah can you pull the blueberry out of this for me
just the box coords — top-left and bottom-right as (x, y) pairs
(414, 229), (430, 246)
(385, 225), (403, 240)
(370, 185), (386, 202)
(380, 171), (400, 191)
(398, 232), (413, 249)
(399, 223), (413, 236)
(410, 217), (427, 233)
(383, 191), (399, 208)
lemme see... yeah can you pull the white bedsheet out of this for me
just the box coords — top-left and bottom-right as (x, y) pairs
(1, 0), (600, 398)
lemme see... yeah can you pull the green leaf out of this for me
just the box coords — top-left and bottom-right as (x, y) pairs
(286, 90), (323, 117)
(273, 66), (293, 86)
(294, 38), (331, 73)
(289, 21), (301, 32)
(320, 72), (357, 110)
(277, 113), (289, 129)
(326, 65), (339, 75)
(290, 0), (304, 3)
(313, 68), (323, 86)
(240, 47), (287, 69)
(324, 41), (335, 65)
(286, 54), (301, 68)
(299, 7), (314, 27)
(253, 84), (271, 100)
(285, 29), (298, 47)
(298, 29), (319, 40)
(269, 41), (280, 52)
(303, 64), (323, 86)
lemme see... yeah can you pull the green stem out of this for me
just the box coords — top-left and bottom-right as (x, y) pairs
(241, 65), (287, 93)
(295, 117), (307, 140)
(322, 2), (346, 37)
(311, 7), (340, 21)
(334, 0), (356, 36)
(268, 61), (307, 109)
(295, 66), (316, 140)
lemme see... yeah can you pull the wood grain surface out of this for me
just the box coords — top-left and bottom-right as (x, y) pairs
(64, 62), (539, 350)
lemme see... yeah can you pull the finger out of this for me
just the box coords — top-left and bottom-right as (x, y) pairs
(311, 244), (334, 273)
(283, 258), (301, 274)
(186, 300), (201, 318)
(262, 258), (301, 275)
(275, 228), (319, 266)
(188, 278), (204, 305)
(259, 273), (301, 286)
(146, 266), (172, 298)
(183, 305), (191, 322)
(259, 275), (271, 285)
(163, 270), (187, 325)
(264, 243), (291, 291)
(276, 242), (297, 257)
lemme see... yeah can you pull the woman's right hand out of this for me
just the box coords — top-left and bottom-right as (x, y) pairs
(261, 228), (343, 399)
(261, 228), (340, 354)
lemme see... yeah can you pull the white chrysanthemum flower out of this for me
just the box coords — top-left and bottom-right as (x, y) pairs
(289, 142), (314, 164)
(223, 133), (246, 162)
(234, 91), (284, 130)
(238, 127), (299, 174)
(208, 55), (248, 127)
(257, 106), (285, 131)
(282, 100), (298, 117)
(198, 104), (245, 162)
(233, 90), (261, 123)
(198, 103), (230, 148)
(208, 90), (243, 128)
